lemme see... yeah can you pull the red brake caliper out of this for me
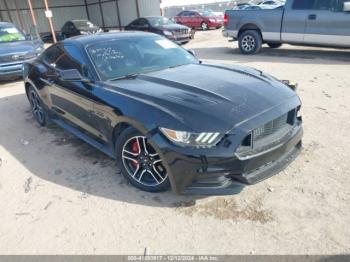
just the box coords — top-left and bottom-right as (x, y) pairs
(131, 139), (140, 168)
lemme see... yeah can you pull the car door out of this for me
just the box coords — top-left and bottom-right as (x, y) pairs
(304, 0), (350, 46)
(188, 11), (200, 28)
(281, 0), (316, 43)
(42, 44), (101, 140)
(175, 11), (186, 25)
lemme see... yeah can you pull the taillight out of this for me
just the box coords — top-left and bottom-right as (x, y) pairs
(224, 13), (228, 26)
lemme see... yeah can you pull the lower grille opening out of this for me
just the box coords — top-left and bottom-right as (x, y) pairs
(236, 110), (297, 158)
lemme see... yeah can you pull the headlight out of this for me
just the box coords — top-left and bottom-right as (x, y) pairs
(80, 31), (90, 35)
(163, 30), (173, 36)
(160, 128), (221, 147)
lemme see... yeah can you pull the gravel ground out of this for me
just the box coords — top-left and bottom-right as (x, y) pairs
(0, 30), (349, 255)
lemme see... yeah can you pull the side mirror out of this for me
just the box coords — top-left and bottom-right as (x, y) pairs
(282, 80), (298, 91)
(59, 69), (90, 83)
(344, 2), (350, 11)
(188, 49), (196, 57)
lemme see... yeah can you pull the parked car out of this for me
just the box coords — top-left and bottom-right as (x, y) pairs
(61, 19), (102, 39)
(233, 3), (252, 10)
(23, 32), (303, 195)
(125, 16), (193, 44)
(258, 0), (283, 5)
(223, 0), (350, 54)
(243, 4), (280, 10)
(174, 10), (224, 30)
(0, 22), (44, 80)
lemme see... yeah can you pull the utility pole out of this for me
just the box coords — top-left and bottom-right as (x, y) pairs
(43, 0), (57, 43)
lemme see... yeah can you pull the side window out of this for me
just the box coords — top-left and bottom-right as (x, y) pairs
(56, 45), (85, 75)
(139, 19), (148, 26)
(292, 0), (316, 9)
(337, 0), (348, 11)
(181, 11), (189, 16)
(43, 44), (64, 66)
(314, 0), (336, 10)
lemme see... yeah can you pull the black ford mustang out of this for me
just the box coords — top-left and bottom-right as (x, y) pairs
(23, 32), (303, 195)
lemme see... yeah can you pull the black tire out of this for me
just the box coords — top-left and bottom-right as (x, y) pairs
(267, 43), (282, 49)
(201, 22), (209, 31)
(116, 127), (170, 193)
(27, 86), (50, 127)
(238, 30), (262, 55)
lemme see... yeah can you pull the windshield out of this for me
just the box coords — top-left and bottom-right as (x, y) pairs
(147, 17), (174, 27)
(87, 36), (198, 81)
(0, 25), (26, 43)
(73, 20), (97, 29)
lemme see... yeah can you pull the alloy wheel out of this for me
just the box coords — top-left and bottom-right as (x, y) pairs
(241, 35), (256, 52)
(121, 136), (168, 187)
(29, 89), (45, 124)
(201, 22), (208, 30)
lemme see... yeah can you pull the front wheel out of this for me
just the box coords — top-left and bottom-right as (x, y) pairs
(27, 86), (49, 126)
(238, 30), (262, 55)
(116, 127), (170, 193)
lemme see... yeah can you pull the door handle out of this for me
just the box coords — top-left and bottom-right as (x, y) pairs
(308, 14), (317, 20)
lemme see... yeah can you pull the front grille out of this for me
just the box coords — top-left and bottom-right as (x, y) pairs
(0, 55), (15, 63)
(236, 110), (297, 158)
(173, 29), (188, 36)
(0, 53), (27, 64)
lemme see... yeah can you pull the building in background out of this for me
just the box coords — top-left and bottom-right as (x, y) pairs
(0, 0), (161, 35)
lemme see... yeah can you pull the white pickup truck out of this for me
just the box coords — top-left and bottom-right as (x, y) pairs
(223, 0), (350, 54)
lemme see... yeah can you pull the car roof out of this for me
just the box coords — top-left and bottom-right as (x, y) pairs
(63, 31), (158, 47)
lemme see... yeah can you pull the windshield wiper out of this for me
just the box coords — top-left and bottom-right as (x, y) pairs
(108, 73), (140, 81)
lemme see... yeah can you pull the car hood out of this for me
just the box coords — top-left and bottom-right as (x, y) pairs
(157, 24), (189, 31)
(105, 63), (299, 132)
(0, 40), (36, 55)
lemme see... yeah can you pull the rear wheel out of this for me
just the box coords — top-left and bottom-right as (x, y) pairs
(238, 30), (262, 55)
(201, 22), (209, 30)
(267, 43), (282, 49)
(116, 127), (170, 193)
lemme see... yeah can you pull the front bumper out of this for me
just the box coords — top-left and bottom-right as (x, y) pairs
(166, 35), (191, 44)
(148, 97), (303, 195)
(0, 62), (23, 79)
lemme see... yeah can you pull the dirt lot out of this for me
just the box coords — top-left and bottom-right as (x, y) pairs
(0, 30), (349, 255)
